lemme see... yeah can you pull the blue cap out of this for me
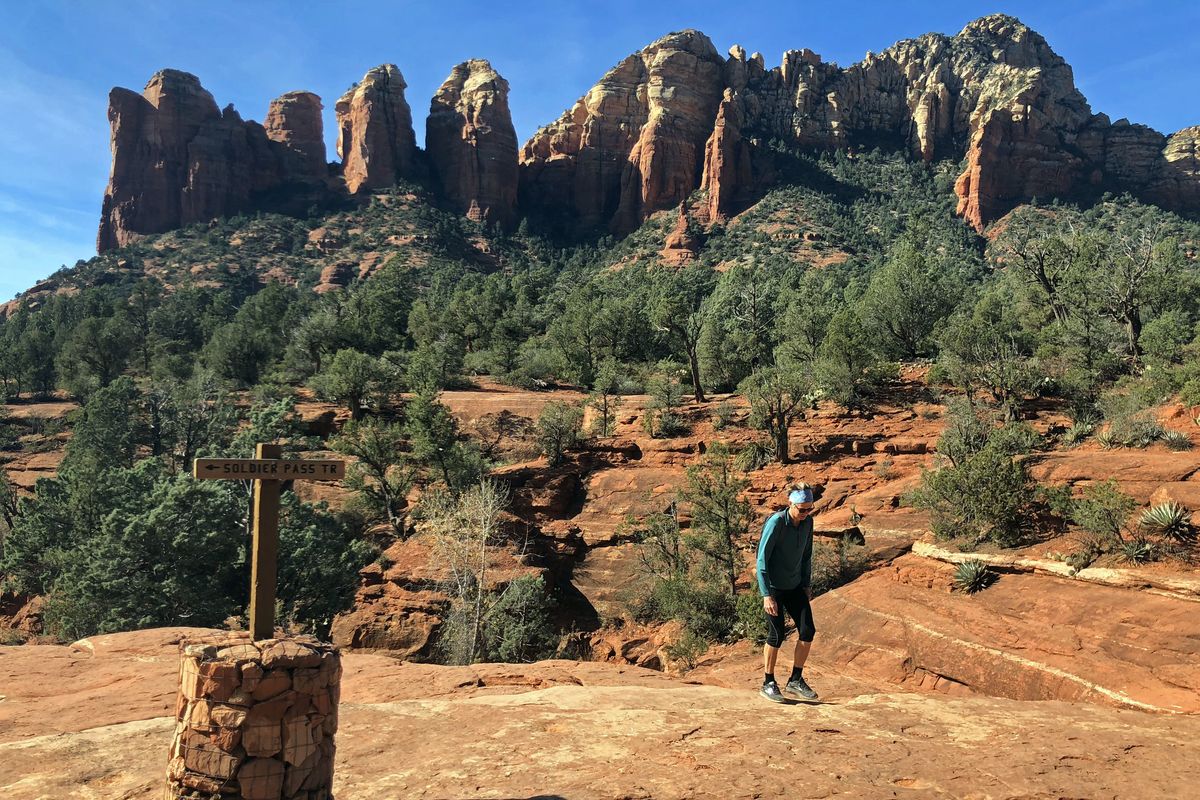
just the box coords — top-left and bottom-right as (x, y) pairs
(788, 487), (814, 505)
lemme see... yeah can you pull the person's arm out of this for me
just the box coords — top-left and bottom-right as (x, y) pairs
(757, 513), (779, 598)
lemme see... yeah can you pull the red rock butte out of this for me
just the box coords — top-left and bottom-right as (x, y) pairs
(98, 14), (1200, 251)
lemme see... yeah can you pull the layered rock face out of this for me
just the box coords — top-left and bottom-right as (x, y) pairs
(426, 60), (519, 228)
(521, 15), (1200, 233)
(335, 64), (418, 194)
(98, 71), (328, 251)
(264, 91), (327, 181)
(519, 30), (726, 233)
(99, 16), (1200, 251)
(1152, 126), (1200, 211)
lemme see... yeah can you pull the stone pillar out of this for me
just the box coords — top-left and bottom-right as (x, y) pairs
(165, 634), (340, 800)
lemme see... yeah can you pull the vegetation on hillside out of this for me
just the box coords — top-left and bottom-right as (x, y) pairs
(2, 149), (1198, 656)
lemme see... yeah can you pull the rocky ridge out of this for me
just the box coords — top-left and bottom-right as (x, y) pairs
(97, 15), (1200, 251)
(520, 15), (1200, 232)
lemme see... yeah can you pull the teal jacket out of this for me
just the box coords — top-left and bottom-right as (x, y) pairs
(756, 509), (813, 597)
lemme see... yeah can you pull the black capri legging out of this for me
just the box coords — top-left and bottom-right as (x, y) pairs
(765, 585), (816, 647)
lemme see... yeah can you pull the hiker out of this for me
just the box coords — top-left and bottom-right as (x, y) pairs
(757, 484), (818, 703)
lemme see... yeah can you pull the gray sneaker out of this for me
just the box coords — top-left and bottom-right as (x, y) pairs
(760, 679), (787, 704)
(785, 675), (818, 701)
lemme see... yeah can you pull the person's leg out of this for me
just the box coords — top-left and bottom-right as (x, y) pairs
(792, 638), (812, 672)
(763, 604), (787, 681)
(783, 593), (818, 699)
(763, 643), (780, 677)
(760, 603), (789, 701)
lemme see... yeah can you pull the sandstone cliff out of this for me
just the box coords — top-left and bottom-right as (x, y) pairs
(335, 64), (418, 194)
(98, 16), (1200, 251)
(264, 91), (327, 181)
(519, 30), (726, 233)
(426, 60), (518, 228)
(521, 14), (1200, 233)
(97, 71), (331, 252)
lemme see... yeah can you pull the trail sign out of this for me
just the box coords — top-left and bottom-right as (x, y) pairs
(193, 445), (347, 640)
(194, 458), (346, 480)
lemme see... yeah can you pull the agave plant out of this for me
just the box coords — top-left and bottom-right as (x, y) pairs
(1120, 536), (1157, 565)
(1140, 502), (1194, 542)
(1095, 428), (1119, 450)
(953, 559), (995, 594)
(1161, 429), (1193, 452)
(1062, 421), (1095, 447)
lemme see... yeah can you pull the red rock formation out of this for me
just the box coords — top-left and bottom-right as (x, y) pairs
(698, 88), (754, 223)
(426, 60), (518, 228)
(1152, 126), (1200, 212)
(520, 30), (725, 233)
(522, 15), (1199, 234)
(264, 91), (327, 181)
(336, 65), (417, 194)
(98, 70), (220, 251)
(98, 16), (1200, 250)
(97, 71), (329, 252)
(660, 205), (702, 265)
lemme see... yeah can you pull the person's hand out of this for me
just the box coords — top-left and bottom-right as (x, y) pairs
(763, 595), (779, 616)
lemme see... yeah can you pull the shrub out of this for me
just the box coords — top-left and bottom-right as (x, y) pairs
(908, 444), (1032, 547)
(1071, 480), (1135, 549)
(1139, 502), (1193, 542)
(642, 370), (686, 438)
(953, 559), (995, 594)
(810, 535), (870, 596)
(1098, 390), (1165, 448)
(631, 576), (736, 643)
(711, 400), (736, 431)
(536, 401), (584, 467)
(732, 591), (769, 645)
(666, 629), (709, 670)
(482, 575), (559, 663)
(1036, 483), (1076, 520)
(987, 422), (1040, 456)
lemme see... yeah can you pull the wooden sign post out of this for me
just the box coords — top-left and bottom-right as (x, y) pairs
(194, 445), (346, 640)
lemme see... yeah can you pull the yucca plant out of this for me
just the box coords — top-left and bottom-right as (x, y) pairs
(1062, 421), (1095, 447)
(1161, 429), (1193, 451)
(953, 559), (995, 594)
(734, 440), (774, 472)
(1120, 536), (1157, 564)
(1095, 428), (1119, 450)
(1140, 502), (1194, 542)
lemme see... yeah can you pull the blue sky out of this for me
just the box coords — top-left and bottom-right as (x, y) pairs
(1, 0), (1197, 301)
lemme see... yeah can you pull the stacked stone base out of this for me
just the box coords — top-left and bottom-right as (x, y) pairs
(165, 634), (340, 799)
